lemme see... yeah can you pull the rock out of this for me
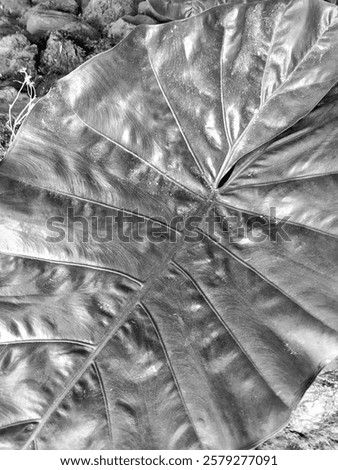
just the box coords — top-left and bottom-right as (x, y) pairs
(0, 87), (18, 105)
(0, 34), (37, 79)
(83, 37), (114, 61)
(30, 0), (79, 15)
(83, 0), (137, 31)
(0, 113), (11, 160)
(59, 21), (100, 42)
(287, 371), (338, 436)
(257, 366), (338, 450)
(0, 0), (31, 20)
(0, 84), (34, 159)
(0, 17), (22, 38)
(34, 74), (59, 97)
(76, 0), (91, 12)
(40, 32), (85, 76)
(26, 10), (100, 41)
(123, 14), (159, 25)
(0, 86), (31, 116)
(138, 1), (151, 15)
(138, 0), (167, 21)
(106, 18), (136, 43)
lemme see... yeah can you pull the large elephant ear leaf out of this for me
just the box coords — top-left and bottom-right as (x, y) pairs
(1, 0), (338, 450)
(147, 0), (234, 20)
(147, 0), (338, 21)
(147, 0), (263, 20)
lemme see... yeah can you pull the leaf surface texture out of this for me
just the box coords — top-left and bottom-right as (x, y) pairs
(0, 0), (338, 450)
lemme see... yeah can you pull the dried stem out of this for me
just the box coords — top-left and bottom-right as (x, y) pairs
(6, 68), (36, 149)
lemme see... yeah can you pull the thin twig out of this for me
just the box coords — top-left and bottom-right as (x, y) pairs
(6, 67), (36, 149)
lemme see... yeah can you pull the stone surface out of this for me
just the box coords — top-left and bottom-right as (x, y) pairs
(78, 0), (91, 12)
(0, 34), (37, 79)
(0, 85), (33, 159)
(0, 86), (31, 115)
(0, 17), (22, 38)
(30, 0), (79, 15)
(83, 0), (137, 31)
(258, 364), (338, 449)
(123, 14), (158, 25)
(138, 0), (164, 21)
(0, 86), (17, 105)
(83, 37), (114, 62)
(137, 1), (148, 14)
(26, 10), (100, 40)
(106, 17), (136, 43)
(40, 31), (85, 75)
(0, 113), (10, 160)
(0, 0), (31, 21)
